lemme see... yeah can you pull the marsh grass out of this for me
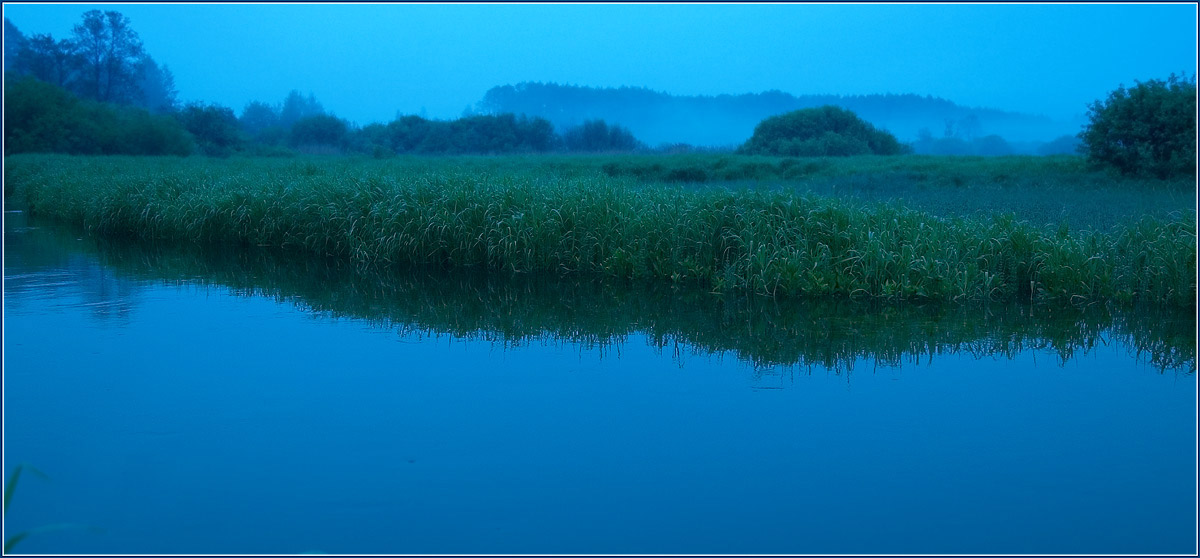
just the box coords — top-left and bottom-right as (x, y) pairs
(4, 154), (1195, 306)
(597, 153), (1195, 230)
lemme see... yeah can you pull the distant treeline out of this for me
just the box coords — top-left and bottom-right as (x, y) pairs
(2, 13), (647, 158)
(3, 11), (1079, 159)
(2, 74), (647, 157)
(477, 82), (1082, 147)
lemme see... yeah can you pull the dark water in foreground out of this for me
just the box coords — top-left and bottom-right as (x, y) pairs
(3, 211), (1196, 554)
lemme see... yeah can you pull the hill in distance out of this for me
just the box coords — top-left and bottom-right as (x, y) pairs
(477, 82), (1085, 150)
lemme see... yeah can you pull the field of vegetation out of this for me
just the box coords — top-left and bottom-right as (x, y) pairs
(4, 153), (1195, 307)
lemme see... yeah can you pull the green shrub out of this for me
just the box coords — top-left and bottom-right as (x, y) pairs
(562, 120), (642, 152)
(4, 77), (88, 154)
(177, 102), (243, 157)
(3, 76), (192, 156)
(345, 113), (558, 155)
(739, 106), (908, 157)
(115, 107), (194, 156)
(1079, 73), (1197, 178)
(290, 114), (348, 151)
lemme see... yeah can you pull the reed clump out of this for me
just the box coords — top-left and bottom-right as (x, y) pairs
(4, 154), (1195, 307)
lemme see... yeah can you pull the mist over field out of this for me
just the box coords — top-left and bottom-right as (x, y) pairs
(2, 5), (1197, 556)
(3, 3), (1195, 151)
(475, 82), (1088, 148)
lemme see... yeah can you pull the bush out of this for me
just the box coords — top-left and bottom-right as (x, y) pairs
(115, 107), (195, 156)
(4, 77), (88, 153)
(1079, 73), (1197, 178)
(289, 114), (348, 151)
(562, 120), (642, 152)
(342, 113), (558, 156)
(4, 76), (192, 156)
(974, 135), (1013, 156)
(447, 114), (558, 154)
(739, 106), (907, 157)
(239, 100), (280, 140)
(177, 102), (242, 157)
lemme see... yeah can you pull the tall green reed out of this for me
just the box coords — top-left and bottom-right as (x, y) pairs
(5, 154), (1195, 307)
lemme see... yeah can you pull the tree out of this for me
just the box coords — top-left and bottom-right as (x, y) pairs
(739, 106), (907, 156)
(4, 76), (92, 154)
(135, 55), (178, 113)
(13, 33), (76, 89)
(240, 100), (285, 144)
(386, 115), (432, 152)
(1079, 73), (1197, 178)
(278, 90), (324, 129)
(349, 122), (393, 157)
(942, 118), (956, 139)
(341, 113), (558, 156)
(289, 114), (347, 150)
(516, 115), (556, 152)
(71, 10), (145, 104)
(4, 17), (27, 73)
(959, 113), (981, 141)
(177, 102), (242, 157)
(4, 76), (191, 156)
(562, 120), (641, 152)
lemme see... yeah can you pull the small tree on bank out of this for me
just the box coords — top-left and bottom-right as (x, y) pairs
(1079, 73), (1197, 178)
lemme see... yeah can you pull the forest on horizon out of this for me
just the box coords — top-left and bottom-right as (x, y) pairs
(4, 12), (1085, 157)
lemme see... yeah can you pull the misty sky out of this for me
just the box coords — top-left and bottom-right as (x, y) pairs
(3, 3), (1196, 126)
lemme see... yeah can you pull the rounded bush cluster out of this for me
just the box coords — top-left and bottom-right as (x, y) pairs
(1079, 73), (1197, 179)
(739, 105), (908, 157)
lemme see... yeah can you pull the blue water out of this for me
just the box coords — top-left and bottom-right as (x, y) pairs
(3, 214), (1196, 554)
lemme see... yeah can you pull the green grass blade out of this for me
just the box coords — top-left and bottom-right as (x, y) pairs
(4, 531), (30, 553)
(4, 463), (49, 516)
(3, 464), (22, 515)
(3, 523), (103, 553)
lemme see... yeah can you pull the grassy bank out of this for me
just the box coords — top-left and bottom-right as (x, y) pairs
(4, 154), (1195, 306)
(9, 212), (1194, 371)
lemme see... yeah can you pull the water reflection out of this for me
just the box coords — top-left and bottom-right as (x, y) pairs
(4, 213), (142, 325)
(4, 213), (1194, 373)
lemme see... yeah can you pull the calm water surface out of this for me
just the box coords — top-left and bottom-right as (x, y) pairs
(3, 212), (1196, 554)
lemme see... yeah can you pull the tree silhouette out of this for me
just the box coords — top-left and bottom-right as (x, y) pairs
(71, 10), (145, 104)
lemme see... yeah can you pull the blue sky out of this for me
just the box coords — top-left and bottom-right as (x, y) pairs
(3, 3), (1196, 125)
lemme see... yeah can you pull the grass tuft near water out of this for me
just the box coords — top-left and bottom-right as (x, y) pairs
(4, 154), (1195, 306)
